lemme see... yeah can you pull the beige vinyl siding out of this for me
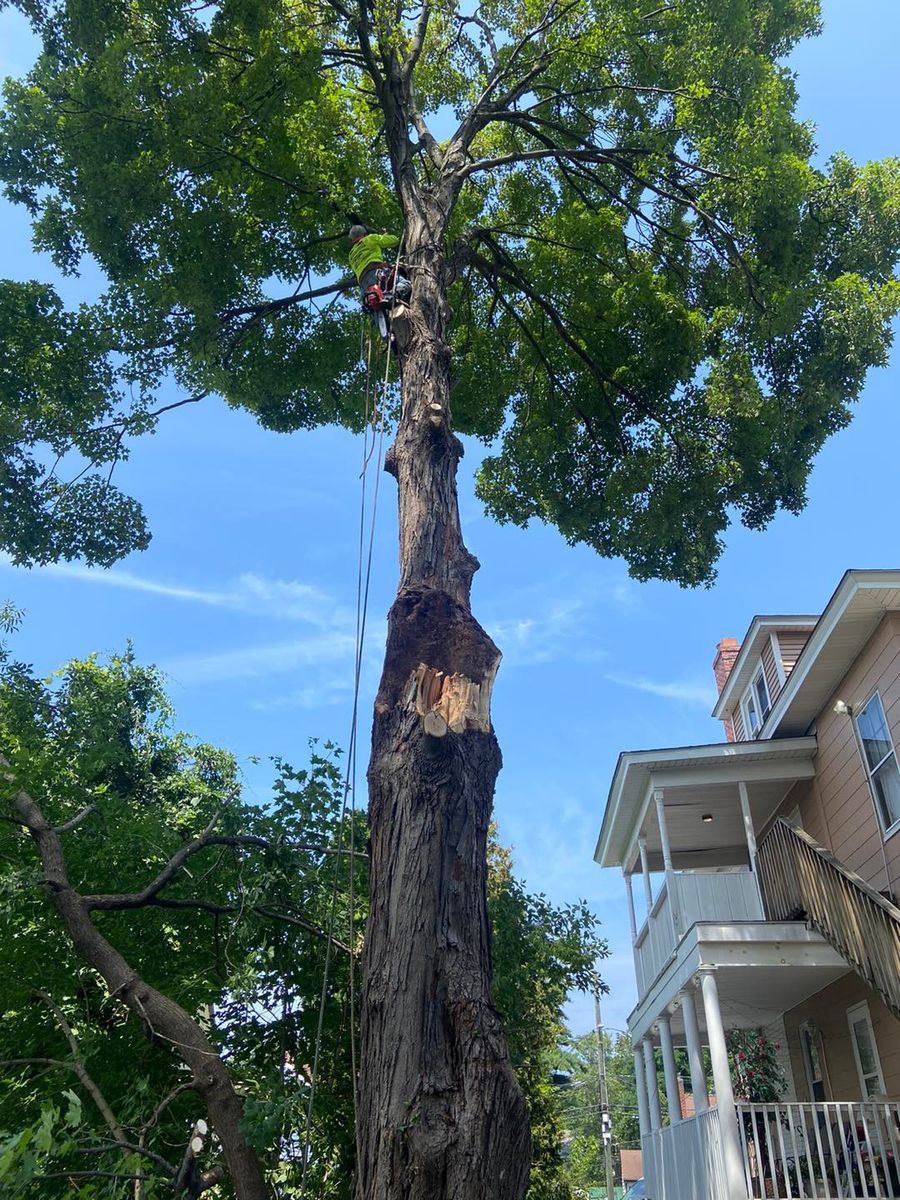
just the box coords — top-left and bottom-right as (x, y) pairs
(761, 639), (780, 704)
(779, 629), (812, 678)
(798, 613), (900, 895)
(732, 707), (746, 742)
(783, 972), (900, 1101)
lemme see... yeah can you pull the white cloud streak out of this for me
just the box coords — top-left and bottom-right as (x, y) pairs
(163, 631), (358, 685)
(2, 557), (350, 628)
(482, 575), (636, 667)
(604, 672), (717, 708)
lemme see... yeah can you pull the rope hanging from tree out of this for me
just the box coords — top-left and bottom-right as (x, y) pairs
(298, 229), (405, 1195)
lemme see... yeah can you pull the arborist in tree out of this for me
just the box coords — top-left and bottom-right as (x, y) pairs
(348, 223), (411, 345)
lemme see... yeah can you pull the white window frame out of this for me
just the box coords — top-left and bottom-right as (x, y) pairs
(853, 690), (900, 840)
(741, 662), (771, 739)
(799, 1020), (829, 1102)
(770, 632), (787, 688)
(846, 1001), (886, 1098)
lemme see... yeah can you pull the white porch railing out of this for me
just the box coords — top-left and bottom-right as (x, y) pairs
(644, 1107), (729, 1200)
(634, 871), (763, 992)
(735, 1101), (900, 1199)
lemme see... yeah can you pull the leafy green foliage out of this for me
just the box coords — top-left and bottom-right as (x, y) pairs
(488, 839), (607, 1200)
(0, 647), (366, 1195)
(727, 1028), (786, 1103)
(1, 0), (898, 582)
(555, 1031), (643, 1193)
(0, 648), (606, 1196)
(0, 280), (150, 564)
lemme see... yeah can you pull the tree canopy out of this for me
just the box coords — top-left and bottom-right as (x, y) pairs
(2, 0), (898, 583)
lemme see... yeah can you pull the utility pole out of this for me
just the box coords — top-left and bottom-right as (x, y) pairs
(594, 990), (617, 1200)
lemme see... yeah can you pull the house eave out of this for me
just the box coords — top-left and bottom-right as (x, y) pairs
(711, 615), (818, 721)
(761, 569), (900, 738)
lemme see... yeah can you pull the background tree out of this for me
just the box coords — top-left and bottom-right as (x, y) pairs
(2, 0), (900, 1195)
(556, 1031), (642, 1193)
(488, 840), (605, 1200)
(0, 643), (604, 1197)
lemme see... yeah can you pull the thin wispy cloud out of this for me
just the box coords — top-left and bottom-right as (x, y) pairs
(0, 556), (350, 628)
(250, 676), (352, 712)
(163, 631), (358, 686)
(483, 575), (635, 667)
(604, 672), (717, 708)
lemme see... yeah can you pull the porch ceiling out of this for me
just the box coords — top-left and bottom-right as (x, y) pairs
(595, 737), (817, 871)
(636, 778), (797, 872)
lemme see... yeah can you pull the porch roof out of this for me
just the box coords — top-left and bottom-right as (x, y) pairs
(628, 922), (849, 1045)
(595, 737), (817, 872)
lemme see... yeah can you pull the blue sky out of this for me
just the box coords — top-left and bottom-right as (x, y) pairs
(1, 1), (899, 1039)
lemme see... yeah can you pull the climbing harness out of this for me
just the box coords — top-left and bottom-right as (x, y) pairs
(362, 266), (411, 341)
(360, 231), (411, 345)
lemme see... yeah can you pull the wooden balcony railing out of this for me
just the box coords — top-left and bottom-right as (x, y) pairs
(757, 818), (900, 1019)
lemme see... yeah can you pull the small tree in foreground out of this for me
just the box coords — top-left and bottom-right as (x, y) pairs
(0, 647), (604, 1197)
(2, 0), (900, 1195)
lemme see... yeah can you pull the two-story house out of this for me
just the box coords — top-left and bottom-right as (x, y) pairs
(595, 570), (900, 1200)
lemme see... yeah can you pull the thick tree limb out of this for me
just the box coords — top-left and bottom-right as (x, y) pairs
(3, 758), (271, 1200)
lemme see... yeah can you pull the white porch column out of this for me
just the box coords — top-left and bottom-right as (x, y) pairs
(642, 1037), (662, 1131)
(679, 987), (709, 1113)
(624, 870), (644, 993)
(700, 968), (747, 1200)
(638, 835), (653, 911)
(737, 780), (758, 864)
(624, 870), (638, 941)
(633, 1044), (651, 1140)
(654, 787), (680, 934)
(657, 1014), (682, 1124)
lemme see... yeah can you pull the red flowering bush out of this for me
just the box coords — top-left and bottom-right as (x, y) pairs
(726, 1029), (786, 1102)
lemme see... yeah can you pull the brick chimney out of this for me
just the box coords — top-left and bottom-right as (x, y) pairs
(713, 637), (740, 693)
(713, 637), (741, 742)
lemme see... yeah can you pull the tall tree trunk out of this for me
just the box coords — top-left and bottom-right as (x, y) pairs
(356, 211), (531, 1198)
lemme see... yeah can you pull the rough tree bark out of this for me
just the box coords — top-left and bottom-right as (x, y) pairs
(6, 772), (271, 1200)
(356, 192), (531, 1199)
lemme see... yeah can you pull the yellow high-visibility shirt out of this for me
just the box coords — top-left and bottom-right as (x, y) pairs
(348, 233), (400, 281)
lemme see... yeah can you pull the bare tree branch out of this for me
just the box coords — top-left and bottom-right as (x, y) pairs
(83, 833), (365, 911)
(53, 804), (97, 834)
(82, 812), (222, 912)
(220, 277), (354, 321)
(33, 989), (128, 1146)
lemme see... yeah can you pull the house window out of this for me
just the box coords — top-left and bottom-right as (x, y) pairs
(742, 664), (771, 738)
(854, 692), (900, 836)
(846, 1001), (885, 1098)
(800, 1022), (828, 1101)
